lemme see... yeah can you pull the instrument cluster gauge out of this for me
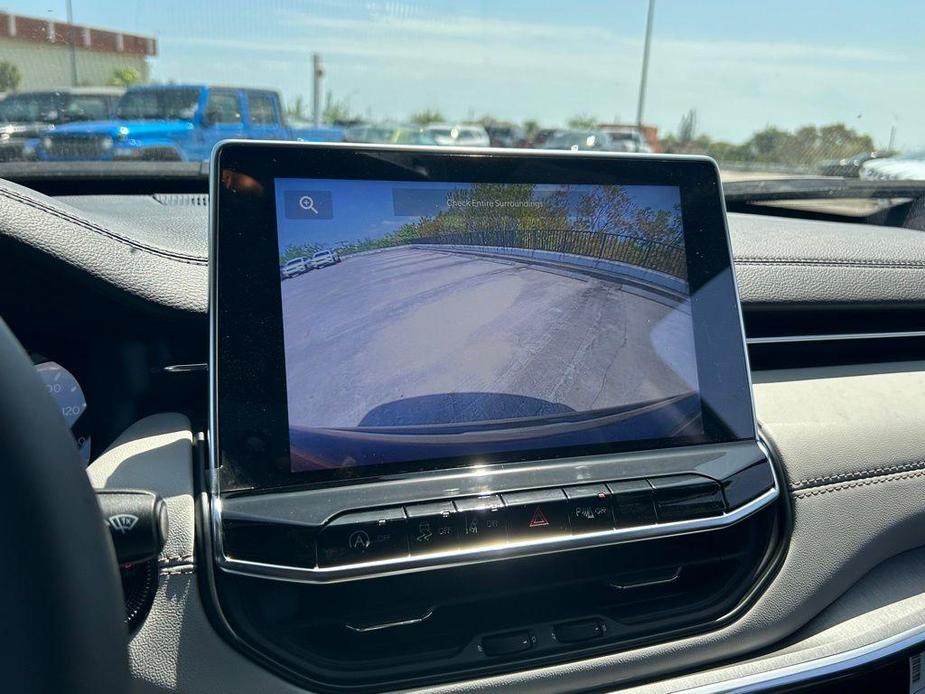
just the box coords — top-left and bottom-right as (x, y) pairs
(33, 358), (91, 465)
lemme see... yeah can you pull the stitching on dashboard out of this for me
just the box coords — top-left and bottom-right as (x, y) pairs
(737, 257), (925, 269)
(792, 469), (925, 499)
(791, 460), (925, 490)
(0, 186), (209, 266)
(3, 183), (919, 272)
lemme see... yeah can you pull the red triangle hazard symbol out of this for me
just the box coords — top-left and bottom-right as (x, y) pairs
(529, 507), (549, 528)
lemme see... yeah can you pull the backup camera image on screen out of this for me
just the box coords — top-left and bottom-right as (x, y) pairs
(275, 178), (700, 473)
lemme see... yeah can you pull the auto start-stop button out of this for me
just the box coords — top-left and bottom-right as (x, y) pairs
(317, 507), (409, 567)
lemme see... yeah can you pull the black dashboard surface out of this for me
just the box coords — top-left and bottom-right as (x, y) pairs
(1, 184), (922, 457)
(4, 184), (925, 319)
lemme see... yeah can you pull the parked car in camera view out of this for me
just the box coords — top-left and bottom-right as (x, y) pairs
(280, 257), (312, 279)
(0, 87), (124, 161)
(35, 85), (343, 162)
(311, 249), (340, 269)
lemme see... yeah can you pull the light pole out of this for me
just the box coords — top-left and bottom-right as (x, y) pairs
(66, 0), (78, 87)
(635, 0), (655, 150)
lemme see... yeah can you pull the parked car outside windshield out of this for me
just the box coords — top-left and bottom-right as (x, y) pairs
(114, 88), (201, 121)
(0, 89), (122, 123)
(0, 2), (920, 183)
(542, 130), (616, 152)
(0, 88), (124, 161)
(424, 125), (490, 147)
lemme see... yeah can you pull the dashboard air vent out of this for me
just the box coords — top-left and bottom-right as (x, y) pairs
(152, 193), (209, 207)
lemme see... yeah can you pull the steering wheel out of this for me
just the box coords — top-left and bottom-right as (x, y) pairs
(0, 319), (130, 692)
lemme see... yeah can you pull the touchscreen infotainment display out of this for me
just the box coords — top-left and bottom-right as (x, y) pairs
(274, 178), (701, 474)
(213, 143), (755, 490)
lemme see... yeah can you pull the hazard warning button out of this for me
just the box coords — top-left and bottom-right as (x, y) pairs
(501, 489), (571, 541)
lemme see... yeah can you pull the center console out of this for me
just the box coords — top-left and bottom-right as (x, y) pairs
(207, 143), (785, 691)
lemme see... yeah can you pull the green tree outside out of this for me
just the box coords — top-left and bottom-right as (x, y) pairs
(522, 119), (540, 139)
(0, 61), (22, 92)
(285, 96), (307, 121)
(409, 108), (445, 126)
(677, 109), (698, 147)
(108, 67), (143, 87)
(663, 119), (876, 169)
(323, 91), (358, 124)
(566, 114), (598, 129)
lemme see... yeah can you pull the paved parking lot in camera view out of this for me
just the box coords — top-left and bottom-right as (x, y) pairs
(281, 246), (696, 428)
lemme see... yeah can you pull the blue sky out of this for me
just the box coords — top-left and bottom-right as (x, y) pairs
(17, 1), (925, 148)
(274, 180), (680, 252)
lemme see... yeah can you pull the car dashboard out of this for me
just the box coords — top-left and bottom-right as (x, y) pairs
(2, 176), (925, 693)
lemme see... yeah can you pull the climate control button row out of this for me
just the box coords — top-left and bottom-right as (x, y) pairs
(313, 467), (773, 568)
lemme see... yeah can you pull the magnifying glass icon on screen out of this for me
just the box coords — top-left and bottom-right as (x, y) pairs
(298, 195), (319, 214)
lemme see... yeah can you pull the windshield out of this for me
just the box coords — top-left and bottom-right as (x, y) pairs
(1, 3), (921, 181)
(114, 89), (201, 121)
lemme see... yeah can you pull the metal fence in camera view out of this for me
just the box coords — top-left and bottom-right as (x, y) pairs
(412, 229), (687, 280)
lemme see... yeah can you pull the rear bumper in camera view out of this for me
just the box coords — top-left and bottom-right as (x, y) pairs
(289, 392), (701, 471)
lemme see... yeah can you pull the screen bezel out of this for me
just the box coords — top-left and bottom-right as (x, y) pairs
(211, 142), (755, 493)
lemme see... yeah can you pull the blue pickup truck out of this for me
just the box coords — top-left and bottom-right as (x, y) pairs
(35, 85), (343, 161)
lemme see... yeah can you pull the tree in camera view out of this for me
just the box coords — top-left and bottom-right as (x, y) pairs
(281, 184), (686, 279)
